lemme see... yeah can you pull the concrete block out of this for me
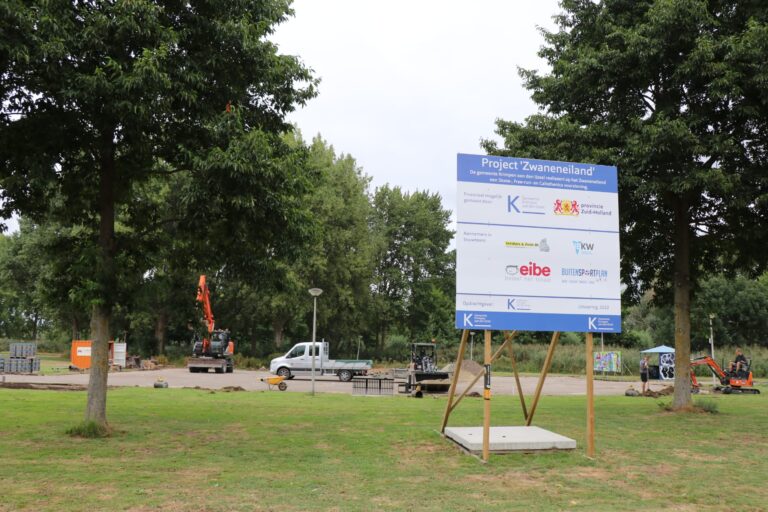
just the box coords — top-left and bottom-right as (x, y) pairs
(444, 426), (576, 453)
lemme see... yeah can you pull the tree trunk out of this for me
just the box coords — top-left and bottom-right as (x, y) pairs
(378, 323), (387, 355)
(86, 303), (111, 424)
(671, 198), (692, 410)
(31, 311), (39, 340)
(272, 318), (286, 348)
(155, 310), (168, 355)
(71, 316), (79, 341)
(85, 130), (116, 427)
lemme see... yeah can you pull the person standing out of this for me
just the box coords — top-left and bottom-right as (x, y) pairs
(640, 355), (650, 394)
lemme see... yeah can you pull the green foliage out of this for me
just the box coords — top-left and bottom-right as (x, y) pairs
(691, 274), (768, 347)
(623, 274), (768, 351)
(484, 1), (768, 301)
(484, 1), (768, 408)
(370, 186), (454, 348)
(0, 0), (320, 423)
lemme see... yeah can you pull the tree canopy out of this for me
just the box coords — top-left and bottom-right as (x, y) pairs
(483, 0), (768, 408)
(0, 0), (317, 427)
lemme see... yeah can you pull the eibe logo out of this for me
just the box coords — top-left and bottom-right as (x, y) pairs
(505, 261), (551, 277)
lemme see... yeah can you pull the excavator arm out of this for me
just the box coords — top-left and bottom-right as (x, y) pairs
(196, 275), (215, 334)
(196, 275), (215, 353)
(690, 355), (731, 389)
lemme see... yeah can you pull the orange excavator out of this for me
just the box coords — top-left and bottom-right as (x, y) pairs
(690, 355), (759, 394)
(188, 275), (235, 374)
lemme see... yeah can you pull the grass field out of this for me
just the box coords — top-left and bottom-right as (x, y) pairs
(1, 388), (767, 512)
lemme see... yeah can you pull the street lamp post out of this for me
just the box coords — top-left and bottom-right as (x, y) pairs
(309, 288), (323, 396)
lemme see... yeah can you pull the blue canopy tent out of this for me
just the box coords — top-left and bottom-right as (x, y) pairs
(641, 345), (675, 380)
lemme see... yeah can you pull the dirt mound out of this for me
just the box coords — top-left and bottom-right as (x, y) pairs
(222, 386), (246, 392)
(644, 386), (674, 398)
(626, 385), (675, 398)
(0, 382), (87, 391)
(441, 360), (484, 380)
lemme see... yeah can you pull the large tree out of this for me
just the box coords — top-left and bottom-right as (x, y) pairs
(0, 1), (316, 428)
(219, 135), (375, 356)
(484, 0), (768, 408)
(370, 186), (453, 349)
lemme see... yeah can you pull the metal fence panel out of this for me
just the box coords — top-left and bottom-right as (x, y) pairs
(352, 377), (394, 396)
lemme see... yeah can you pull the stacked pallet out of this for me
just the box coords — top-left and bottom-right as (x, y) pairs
(10, 342), (36, 358)
(5, 343), (40, 374)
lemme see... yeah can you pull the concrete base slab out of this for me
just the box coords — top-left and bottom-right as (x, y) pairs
(444, 426), (576, 453)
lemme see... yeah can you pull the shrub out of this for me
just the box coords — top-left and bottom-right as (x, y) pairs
(66, 421), (111, 438)
(694, 399), (719, 414)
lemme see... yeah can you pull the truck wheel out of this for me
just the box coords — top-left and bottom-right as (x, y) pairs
(338, 369), (353, 382)
(226, 361), (234, 373)
(215, 366), (224, 374)
(189, 367), (196, 373)
(277, 367), (291, 379)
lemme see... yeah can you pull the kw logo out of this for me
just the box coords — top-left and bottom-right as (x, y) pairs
(572, 241), (595, 255)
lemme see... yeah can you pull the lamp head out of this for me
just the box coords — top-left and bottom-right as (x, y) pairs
(309, 288), (323, 297)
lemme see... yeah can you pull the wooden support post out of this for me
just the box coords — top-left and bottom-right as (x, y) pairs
(482, 330), (492, 462)
(504, 332), (528, 421)
(586, 332), (595, 458)
(441, 330), (469, 433)
(525, 331), (560, 426)
(447, 334), (515, 416)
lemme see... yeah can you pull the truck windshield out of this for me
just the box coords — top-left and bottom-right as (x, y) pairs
(288, 346), (305, 358)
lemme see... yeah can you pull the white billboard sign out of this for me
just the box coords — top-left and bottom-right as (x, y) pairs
(455, 154), (621, 333)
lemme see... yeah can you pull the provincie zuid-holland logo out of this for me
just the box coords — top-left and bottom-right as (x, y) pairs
(554, 199), (613, 216)
(554, 199), (580, 216)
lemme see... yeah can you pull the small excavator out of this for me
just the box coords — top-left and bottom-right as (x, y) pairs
(690, 355), (760, 394)
(187, 275), (234, 374)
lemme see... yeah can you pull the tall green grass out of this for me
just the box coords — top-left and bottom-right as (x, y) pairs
(432, 343), (768, 378)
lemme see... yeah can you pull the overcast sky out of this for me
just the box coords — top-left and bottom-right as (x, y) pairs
(272, 0), (562, 222)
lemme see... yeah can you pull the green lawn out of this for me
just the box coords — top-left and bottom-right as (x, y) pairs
(37, 352), (72, 375)
(1, 388), (766, 512)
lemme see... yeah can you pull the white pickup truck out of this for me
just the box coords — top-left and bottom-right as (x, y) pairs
(269, 341), (372, 382)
